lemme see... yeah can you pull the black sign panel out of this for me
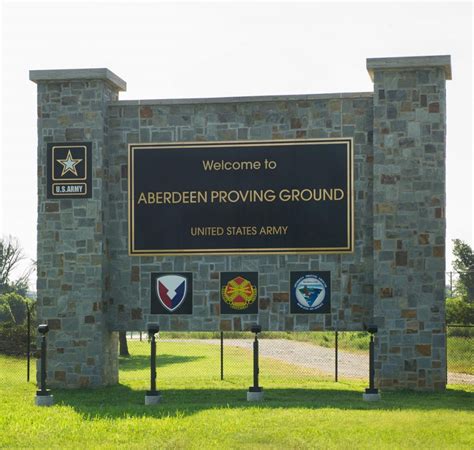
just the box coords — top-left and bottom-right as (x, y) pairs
(290, 271), (331, 314)
(129, 139), (353, 255)
(150, 272), (193, 315)
(47, 142), (92, 198)
(220, 272), (259, 315)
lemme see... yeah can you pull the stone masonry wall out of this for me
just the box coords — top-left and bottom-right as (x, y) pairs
(33, 74), (122, 388)
(31, 56), (450, 389)
(106, 95), (374, 333)
(371, 62), (448, 389)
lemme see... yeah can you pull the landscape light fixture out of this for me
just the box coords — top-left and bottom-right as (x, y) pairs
(38, 324), (49, 335)
(145, 323), (161, 405)
(363, 324), (381, 401)
(251, 324), (262, 335)
(247, 323), (264, 401)
(35, 323), (54, 406)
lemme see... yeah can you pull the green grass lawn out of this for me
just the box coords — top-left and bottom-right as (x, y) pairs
(151, 330), (474, 374)
(448, 336), (474, 374)
(1, 342), (473, 449)
(447, 331), (474, 375)
(123, 340), (334, 383)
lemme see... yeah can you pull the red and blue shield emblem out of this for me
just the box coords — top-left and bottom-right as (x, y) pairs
(156, 275), (187, 312)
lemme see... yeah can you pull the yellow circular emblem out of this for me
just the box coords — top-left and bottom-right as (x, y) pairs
(222, 276), (257, 310)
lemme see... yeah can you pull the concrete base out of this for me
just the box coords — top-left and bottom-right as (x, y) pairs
(363, 392), (381, 402)
(247, 390), (264, 402)
(35, 395), (54, 406)
(145, 394), (162, 405)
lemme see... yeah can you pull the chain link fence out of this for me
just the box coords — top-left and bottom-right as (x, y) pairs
(2, 319), (473, 386)
(121, 331), (370, 384)
(120, 328), (474, 386)
(446, 325), (474, 384)
(0, 304), (37, 384)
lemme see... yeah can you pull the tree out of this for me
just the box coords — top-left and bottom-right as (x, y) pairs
(0, 236), (34, 296)
(0, 237), (36, 357)
(119, 331), (130, 356)
(452, 239), (474, 302)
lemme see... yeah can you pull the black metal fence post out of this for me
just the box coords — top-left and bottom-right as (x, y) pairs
(335, 329), (339, 382)
(220, 331), (224, 380)
(26, 304), (31, 382)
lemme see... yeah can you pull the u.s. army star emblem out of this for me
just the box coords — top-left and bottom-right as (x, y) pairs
(57, 150), (82, 177)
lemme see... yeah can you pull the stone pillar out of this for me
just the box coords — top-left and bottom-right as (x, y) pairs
(30, 69), (126, 388)
(368, 56), (451, 390)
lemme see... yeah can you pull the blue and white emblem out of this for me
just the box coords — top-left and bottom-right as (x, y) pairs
(293, 274), (327, 311)
(156, 275), (187, 312)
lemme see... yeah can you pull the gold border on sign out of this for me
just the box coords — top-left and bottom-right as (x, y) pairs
(51, 145), (88, 181)
(128, 138), (354, 256)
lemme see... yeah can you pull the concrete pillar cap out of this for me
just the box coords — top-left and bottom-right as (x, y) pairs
(367, 55), (452, 81)
(29, 68), (126, 91)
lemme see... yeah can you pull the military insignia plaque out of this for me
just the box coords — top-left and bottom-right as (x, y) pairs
(47, 142), (92, 198)
(220, 272), (258, 314)
(290, 271), (331, 314)
(150, 272), (193, 315)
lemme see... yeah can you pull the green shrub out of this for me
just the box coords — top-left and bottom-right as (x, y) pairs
(0, 292), (34, 324)
(0, 297), (14, 322)
(0, 322), (34, 356)
(0, 293), (35, 355)
(447, 325), (474, 338)
(446, 297), (474, 325)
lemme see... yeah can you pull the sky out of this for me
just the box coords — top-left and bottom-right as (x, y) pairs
(0, 0), (473, 289)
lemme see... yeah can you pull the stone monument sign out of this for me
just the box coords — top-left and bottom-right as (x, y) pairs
(30, 55), (451, 390)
